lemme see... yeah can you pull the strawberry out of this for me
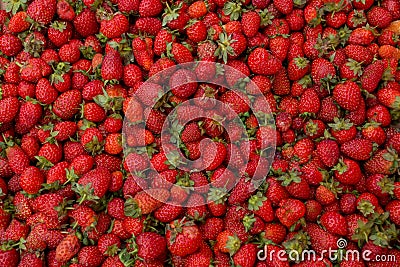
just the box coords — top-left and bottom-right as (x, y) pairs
(139, 0), (163, 17)
(288, 57), (310, 81)
(241, 11), (260, 37)
(73, 9), (99, 37)
(367, 6), (393, 28)
(306, 223), (338, 255)
(166, 219), (202, 257)
(316, 139), (340, 167)
(273, 0), (293, 15)
(333, 80), (362, 111)
(18, 166), (44, 194)
(247, 47), (282, 75)
(320, 211), (348, 236)
(101, 50), (123, 81)
(276, 198), (306, 228)
(0, 97), (19, 124)
(377, 86), (400, 110)
(232, 243), (257, 267)
(0, 34), (22, 57)
(311, 58), (336, 86)
(361, 60), (385, 93)
(100, 13), (129, 39)
(77, 246), (105, 266)
(136, 232), (167, 261)
(364, 148), (399, 175)
(386, 200), (400, 226)
(7, 11), (30, 33)
(201, 140), (227, 171)
(0, 248), (19, 267)
(341, 138), (374, 161)
(53, 90), (82, 120)
(27, 0), (56, 25)
(15, 99), (43, 134)
(333, 158), (362, 185)
(186, 20), (207, 42)
(298, 88), (321, 114)
(124, 188), (169, 216)
(76, 167), (111, 200)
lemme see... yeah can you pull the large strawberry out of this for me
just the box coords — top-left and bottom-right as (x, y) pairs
(247, 47), (282, 75)
(53, 90), (82, 120)
(27, 0), (56, 25)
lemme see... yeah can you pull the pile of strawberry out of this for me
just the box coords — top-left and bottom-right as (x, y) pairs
(1, 0), (400, 266)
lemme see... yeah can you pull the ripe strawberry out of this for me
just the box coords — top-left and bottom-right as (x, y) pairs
(100, 13), (129, 39)
(136, 232), (167, 261)
(341, 138), (374, 161)
(101, 50), (123, 81)
(166, 219), (202, 257)
(76, 167), (111, 200)
(124, 188), (169, 216)
(386, 200), (400, 226)
(306, 223), (338, 255)
(232, 243), (257, 267)
(273, 0), (293, 15)
(316, 139), (340, 167)
(0, 248), (19, 267)
(18, 166), (44, 194)
(0, 34), (22, 57)
(8, 11), (30, 33)
(333, 80), (362, 111)
(53, 90), (82, 120)
(201, 140), (227, 171)
(298, 88), (321, 114)
(247, 47), (282, 75)
(364, 148), (399, 175)
(241, 11), (260, 37)
(186, 20), (207, 42)
(310, 57), (335, 84)
(77, 246), (105, 266)
(367, 6), (393, 28)
(333, 158), (362, 185)
(73, 9), (99, 37)
(139, 0), (163, 17)
(15, 99), (43, 134)
(0, 97), (19, 124)
(320, 211), (348, 236)
(27, 0), (56, 25)
(276, 198), (306, 228)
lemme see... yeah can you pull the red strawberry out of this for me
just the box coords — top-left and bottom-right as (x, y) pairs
(124, 188), (170, 216)
(316, 139), (340, 167)
(136, 232), (167, 261)
(241, 11), (260, 37)
(101, 50), (123, 81)
(364, 148), (399, 175)
(320, 211), (348, 236)
(73, 9), (99, 37)
(166, 219), (202, 257)
(201, 140), (227, 171)
(232, 243), (257, 267)
(341, 138), (374, 161)
(139, 0), (163, 17)
(0, 248), (19, 267)
(333, 158), (362, 185)
(333, 80), (362, 111)
(27, 0), (56, 25)
(19, 166), (44, 194)
(306, 223), (338, 255)
(7, 11), (30, 33)
(100, 13), (129, 39)
(76, 167), (112, 200)
(0, 97), (19, 124)
(276, 198), (306, 228)
(247, 47), (282, 75)
(53, 90), (82, 120)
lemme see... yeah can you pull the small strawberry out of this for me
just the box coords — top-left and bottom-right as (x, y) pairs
(101, 50), (123, 81)
(100, 13), (129, 39)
